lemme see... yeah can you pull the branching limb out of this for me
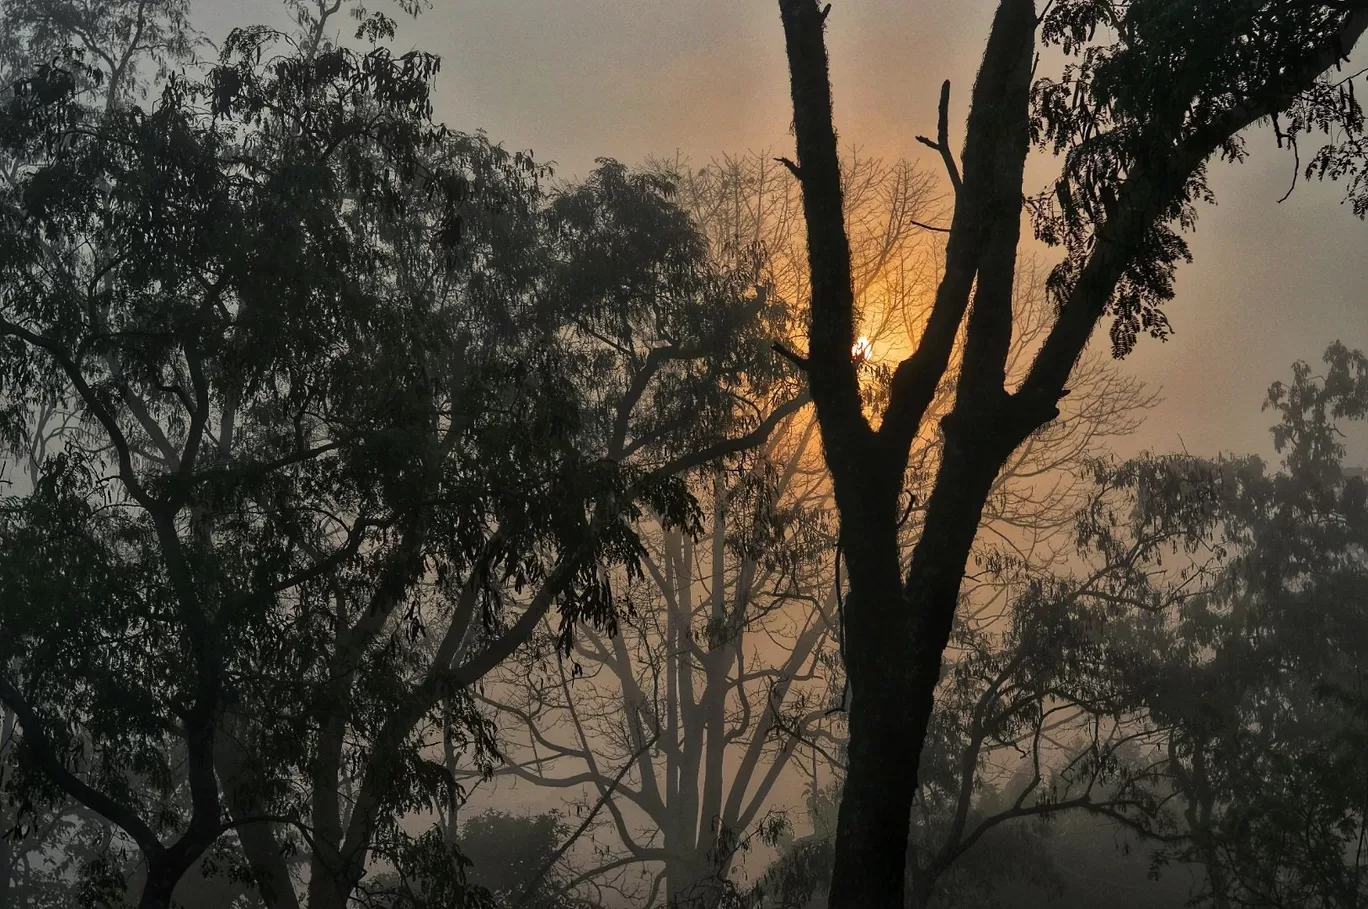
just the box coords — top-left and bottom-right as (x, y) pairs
(0, 675), (164, 859)
(648, 391), (810, 479)
(915, 80), (963, 193)
(513, 732), (660, 909)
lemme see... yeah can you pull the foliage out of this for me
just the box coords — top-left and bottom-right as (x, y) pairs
(454, 810), (586, 909)
(1126, 343), (1368, 909)
(968, 341), (1368, 909)
(753, 339), (1368, 909)
(487, 146), (1154, 909)
(0, 6), (797, 907)
(1032, 0), (1368, 353)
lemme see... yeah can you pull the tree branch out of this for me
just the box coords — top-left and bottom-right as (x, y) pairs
(777, 0), (876, 466)
(775, 156), (803, 180)
(513, 732), (660, 909)
(648, 392), (810, 479)
(879, 0), (1037, 457)
(915, 80), (963, 193)
(1019, 8), (1368, 412)
(0, 676), (164, 859)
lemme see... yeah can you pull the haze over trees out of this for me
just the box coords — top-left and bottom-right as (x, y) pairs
(0, 1), (1363, 909)
(479, 149), (1154, 908)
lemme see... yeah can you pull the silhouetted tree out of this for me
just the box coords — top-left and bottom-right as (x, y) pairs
(0, 12), (801, 909)
(773, 1), (1368, 904)
(1091, 343), (1368, 908)
(482, 147), (1150, 908)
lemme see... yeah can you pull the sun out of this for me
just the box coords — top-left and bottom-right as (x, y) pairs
(851, 335), (873, 364)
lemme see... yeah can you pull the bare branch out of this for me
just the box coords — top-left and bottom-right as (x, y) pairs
(513, 732), (661, 909)
(915, 81), (963, 193)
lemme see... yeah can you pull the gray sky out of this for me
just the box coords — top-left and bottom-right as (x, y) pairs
(205, 0), (1368, 465)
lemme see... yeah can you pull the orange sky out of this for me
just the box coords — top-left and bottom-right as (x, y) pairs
(215, 0), (1368, 466)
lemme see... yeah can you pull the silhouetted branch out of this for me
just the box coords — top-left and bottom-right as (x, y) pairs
(772, 341), (809, 369)
(915, 81), (962, 193)
(0, 676), (164, 859)
(909, 219), (951, 233)
(774, 156), (803, 180)
(648, 391), (810, 478)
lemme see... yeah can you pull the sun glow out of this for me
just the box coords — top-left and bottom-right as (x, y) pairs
(851, 335), (873, 364)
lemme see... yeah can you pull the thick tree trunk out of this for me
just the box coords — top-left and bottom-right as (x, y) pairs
(823, 495), (913, 908)
(828, 433), (1009, 908)
(135, 818), (227, 909)
(827, 642), (920, 907)
(774, 0), (1368, 905)
(137, 856), (183, 909)
(134, 749), (224, 909)
(907, 868), (936, 909)
(308, 876), (353, 909)
(775, 0), (1041, 903)
(666, 853), (729, 909)
(307, 711), (350, 909)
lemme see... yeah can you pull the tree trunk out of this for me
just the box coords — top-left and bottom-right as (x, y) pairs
(666, 853), (729, 909)
(307, 711), (350, 909)
(308, 876), (353, 909)
(135, 815), (228, 909)
(828, 437), (1007, 908)
(907, 868), (936, 909)
(216, 725), (301, 909)
(826, 644), (919, 907)
(137, 856), (182, 909)
(0, 708), (11, 909)
(443, 701), (461, 846)
(0, 833), (12, 909)
(775, 0), (1042, 903)
(774, 0), (1368, 904)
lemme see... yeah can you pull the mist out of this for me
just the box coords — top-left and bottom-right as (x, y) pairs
(0, 1), (1365, 908)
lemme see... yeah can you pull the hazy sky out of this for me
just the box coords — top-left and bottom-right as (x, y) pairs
(205, 0), (1367, 465)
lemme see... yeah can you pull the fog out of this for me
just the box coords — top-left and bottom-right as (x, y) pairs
(0, 1), (1366, 908)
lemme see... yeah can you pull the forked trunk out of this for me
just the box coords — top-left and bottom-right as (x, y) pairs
(827, 444), (1006, 909)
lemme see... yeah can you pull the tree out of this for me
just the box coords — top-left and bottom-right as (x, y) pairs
(486, 148), (1153, 909)
(0, 12), (802, 909)
(772, 1), (1368, 904)
(857, 341), (1368, 909)
(0, 0), (197, 115)
(483, 148), (938, 909)
(762, 780), (1069, 909)
(489, 411), (835, 909)
(1087, 343), (1368, 908)
(756, 451), (1222, 909)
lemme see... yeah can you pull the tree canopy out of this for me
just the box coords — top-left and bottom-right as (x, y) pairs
(0, 6), (800, 906)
